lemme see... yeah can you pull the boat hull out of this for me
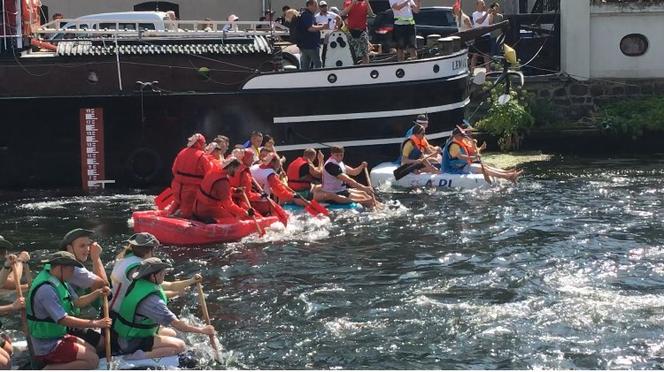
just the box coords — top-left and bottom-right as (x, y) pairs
(370, 162), (495, 189)
(132, 210), (279, 245)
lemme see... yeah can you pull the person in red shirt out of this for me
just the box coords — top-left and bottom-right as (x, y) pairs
(193, 157), (255, 224)
(341, 0), (375, 64)
(168, 133), (213, 219)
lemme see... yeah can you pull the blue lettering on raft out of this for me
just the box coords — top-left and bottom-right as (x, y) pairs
(426, 179), (453, 187)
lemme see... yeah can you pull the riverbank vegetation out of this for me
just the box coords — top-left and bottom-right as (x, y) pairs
(593, 96), (664, 139)
(475, 84), (535, 151)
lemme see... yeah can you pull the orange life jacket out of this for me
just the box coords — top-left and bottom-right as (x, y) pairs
(451, 138), (474, 164)
(195, 170), (230, 209)
(172, 147), (208, 185)
(286, 157), (312, 191)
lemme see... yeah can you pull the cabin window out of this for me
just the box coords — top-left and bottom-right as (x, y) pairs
(620, 34), (648, 57)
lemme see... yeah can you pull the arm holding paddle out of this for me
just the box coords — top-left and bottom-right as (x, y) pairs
(90, 242), (110, 288)
(0, 296), (24, 314)
(162, 273), (203, 297)
(74, 286), (111, 309)
(169, 319), (215, 335)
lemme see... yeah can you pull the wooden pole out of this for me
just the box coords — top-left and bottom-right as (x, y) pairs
(102, 295), (112, 369)
(12, 263), (35, 362)
(196, 282), (220, 362)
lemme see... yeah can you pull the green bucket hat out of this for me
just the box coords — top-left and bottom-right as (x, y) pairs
(131, 257), (172, 280)
(43, 251), (84, 268)
(60, 228), (94, 249)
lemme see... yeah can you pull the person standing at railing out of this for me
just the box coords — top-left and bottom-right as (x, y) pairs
(341, 0), (375, 64)
(389, 0), (421, 61)
(297, 0), (329, 70)
(471, 0), (492, 72)
(489, 2), (504, 57)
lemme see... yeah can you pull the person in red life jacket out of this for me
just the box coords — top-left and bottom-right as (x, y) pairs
(400, 124), (440, 174)
(193, 157), (255, 224)
(442, 126), (522, 183)
(229, 149), (270, 215)
(286, 148), (325, 200)
(168, 133), (213, 219)
(204, 142), (223, 171)
(316, 146), (376, 208)
(251, 153), (308, 208)
(213, 135), (229, 158)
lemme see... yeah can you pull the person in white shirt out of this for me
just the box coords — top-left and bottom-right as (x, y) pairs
(389, 0), (421, 61)
(315, 1), (340, 30)
(470, 0), (492, 72)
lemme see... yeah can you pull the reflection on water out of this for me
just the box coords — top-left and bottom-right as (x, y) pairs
(1, 156), (663, 369)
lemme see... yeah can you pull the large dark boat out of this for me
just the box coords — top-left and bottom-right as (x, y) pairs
(0, 4), (474, 189)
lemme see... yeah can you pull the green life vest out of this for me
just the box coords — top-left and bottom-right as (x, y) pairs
(26, 268), (76, 339)
(113, 279), (168, 339)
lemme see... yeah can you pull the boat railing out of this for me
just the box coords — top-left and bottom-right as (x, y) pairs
(35, 19), (289, 40)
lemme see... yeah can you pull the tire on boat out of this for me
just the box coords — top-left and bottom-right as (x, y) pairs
(126, 147), (162, 185)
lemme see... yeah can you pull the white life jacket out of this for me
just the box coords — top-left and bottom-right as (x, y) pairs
(250, 164), (276, 195)
(322, 157), (347, 193)
(110, 254), (142, 313)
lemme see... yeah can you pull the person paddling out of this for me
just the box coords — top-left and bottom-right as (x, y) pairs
(442, 126), (522, 183)
(193, 157), (256, 224)
(168, 133), (213, 219)
(316, 146), (376, 208)
(27, 251), (111, 370)
(230, 149), (269, 215)
(114, 258), (215, 360)
(251, 153), (307, 208)
(400, 124), (440, 174)
(0, 236), (27, 369)
(286, 148), (325, 200)
(0, 238), (30, 292)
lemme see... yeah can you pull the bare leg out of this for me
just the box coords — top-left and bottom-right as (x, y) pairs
(314, 190), (353, 205)
(126, 336), (185, 360)
(408, 48), (417, 60)
(43, 339), (99, 370)
(158, 327), (177, 337)
(348, 189), (375, 209)
(0, 347), (10, 369)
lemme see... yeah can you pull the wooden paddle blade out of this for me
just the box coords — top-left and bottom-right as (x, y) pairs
(154, 188), (174, 210)
(309, 199), (330, 216)
(393, 162), (425, 181)
(480, 163), (492, 184)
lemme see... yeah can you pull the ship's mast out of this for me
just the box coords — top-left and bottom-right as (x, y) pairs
(15, 0), (22, 48)
(2, 0), (7, 50)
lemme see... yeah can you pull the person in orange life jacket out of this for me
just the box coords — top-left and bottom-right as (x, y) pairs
(230, 149), (268, 214)
(193, 157), (256, 224)
(401, 124), (440, 174)
(442, 126), (523, 183)
(404, 114), (442, 163)
(262, 135), (288, 180)
(286, 148), (325, 200)
(251, 153), (308, 207)
(213, 135), (230, 158)
(168, 133), (213, 219)
(316, 146), (376, 208)
(29, 251), (111, 370)
(244, 131), (263, 163)
(0, 236), (28, 369)
(204, 142), (223, 171)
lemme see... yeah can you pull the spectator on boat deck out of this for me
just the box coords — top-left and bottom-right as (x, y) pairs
(471, 0), (492, 72)
(52, 12), (64, 24)
(27, 251), (111, 370)
(223, 14), (240, 32)
(265, 9), (276, 22)
(341, 0), (375, 64)
(168, 133), (213, 219)
(453, 4), (472, 32)
(297, 0), (329, 70)
(277, 5), (291, 25)
(113, 258), (215, 360)
(199, 18), (214, 31)
(316, 1), (341, 31)
(389, 0), (421, 61)
(489, 2), (504, 56)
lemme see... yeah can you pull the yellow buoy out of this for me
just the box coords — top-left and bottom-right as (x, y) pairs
(503, 44), (517, 66)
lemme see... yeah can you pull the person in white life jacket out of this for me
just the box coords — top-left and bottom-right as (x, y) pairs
(316, 146), (376, 208)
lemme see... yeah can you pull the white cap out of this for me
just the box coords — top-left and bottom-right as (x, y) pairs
(228, 14), (239, 22)
(319, 0), (328, 6)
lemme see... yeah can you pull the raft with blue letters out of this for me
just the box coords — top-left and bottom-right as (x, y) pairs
(369, 162), (497, 189)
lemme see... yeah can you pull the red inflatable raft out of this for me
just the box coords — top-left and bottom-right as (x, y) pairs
(132, 210), (280, 245)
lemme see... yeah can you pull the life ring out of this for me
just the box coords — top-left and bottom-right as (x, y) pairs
(126, 147), (162, 184)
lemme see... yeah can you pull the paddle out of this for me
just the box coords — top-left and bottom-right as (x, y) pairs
(102, 294), (112, 369)
(154, 187), (174, 210)
(363, 167), (380, 208)
(393, 152), (439, 181)
(282, 184), (330, 217)
(241, 191), (265, 236)
(12, 262), (35, 363)
(471, 140), (492, 185)
(250, 179), (290, 225)
(196, 282), (220, 362)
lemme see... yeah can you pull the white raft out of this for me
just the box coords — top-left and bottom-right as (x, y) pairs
(370, 162), (497, 189)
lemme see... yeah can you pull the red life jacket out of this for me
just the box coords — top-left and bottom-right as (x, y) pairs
(286, 157), (312, 191)
(172, 147), (208, 185)
(195, 171), (230, 209)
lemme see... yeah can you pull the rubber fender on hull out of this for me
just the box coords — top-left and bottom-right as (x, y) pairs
(126, 147), (162, 184)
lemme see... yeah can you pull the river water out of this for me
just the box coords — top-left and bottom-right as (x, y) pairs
(1, 155), (664, 369)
